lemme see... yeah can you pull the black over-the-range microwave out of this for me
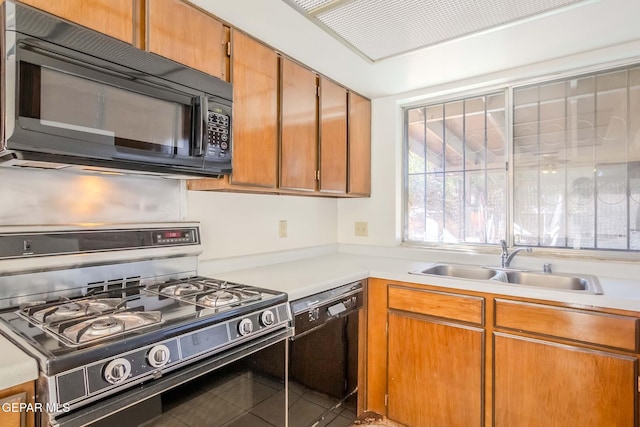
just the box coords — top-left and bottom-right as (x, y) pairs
(0, 1), (232, 178)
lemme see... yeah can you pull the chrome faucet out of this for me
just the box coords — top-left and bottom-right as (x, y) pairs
(500, 239), (532, 268)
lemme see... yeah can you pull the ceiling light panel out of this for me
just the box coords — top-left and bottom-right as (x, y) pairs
(293, 0), (336, 11)
(285, 0), (586, 61)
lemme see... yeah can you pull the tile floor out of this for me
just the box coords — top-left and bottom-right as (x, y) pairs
(141, 366), (356, 427)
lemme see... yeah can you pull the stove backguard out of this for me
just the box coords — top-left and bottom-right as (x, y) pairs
(0, 223), (202, 310)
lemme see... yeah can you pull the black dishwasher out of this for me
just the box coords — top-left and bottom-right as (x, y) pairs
(289, 280), (364, 427)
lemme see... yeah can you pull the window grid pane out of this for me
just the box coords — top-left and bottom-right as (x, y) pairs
(512, 64), (639, 250)
(405, 93), (506, 244)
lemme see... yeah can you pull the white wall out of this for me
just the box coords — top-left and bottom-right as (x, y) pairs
(337, 96), (403, 246)
(187, 191), (337, 260)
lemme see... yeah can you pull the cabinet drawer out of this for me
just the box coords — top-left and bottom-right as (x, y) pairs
(495, 299), (639, 351)
(388, 285), (484, 325)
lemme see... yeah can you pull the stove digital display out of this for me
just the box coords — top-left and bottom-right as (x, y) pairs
(163, 231), (182, 238)
(153, 229), (196, 245)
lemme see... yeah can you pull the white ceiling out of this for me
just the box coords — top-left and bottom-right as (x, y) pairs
(190, 0), (640, 99)
(281, 0), (587, 61)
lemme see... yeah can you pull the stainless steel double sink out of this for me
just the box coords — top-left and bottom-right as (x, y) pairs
(410, 263), (602, 294)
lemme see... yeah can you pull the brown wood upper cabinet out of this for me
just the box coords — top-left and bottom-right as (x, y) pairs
(280, 58), (318, 192)
(146, 0), (229, 81)
(348, 91), (371, 196)
(319, 77), (348, 194)
(19, 0), (135, 44)
(279, 64), (370, 196)
(228, 30), (279, 188)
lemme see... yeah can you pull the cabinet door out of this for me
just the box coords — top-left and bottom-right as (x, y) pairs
(348, 91), (371, 196)
(0, 392), (25, 427)
(319, 77), (347, 194)
(147, 0), (228, 80)
(494, 333), (637, 426)
(229, 30), (279, 188)
(388, 312), (483, 427)
(0, 382), (35, 427)
(280, 58), (318, 192)
(20, 0), (134, 43)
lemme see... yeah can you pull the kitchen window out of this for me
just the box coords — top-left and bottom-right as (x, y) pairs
(405, 63), (640, 252)
(405, 92), (507, 245)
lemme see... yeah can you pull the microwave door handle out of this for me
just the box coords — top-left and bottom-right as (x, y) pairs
(192, 96), (207, 157)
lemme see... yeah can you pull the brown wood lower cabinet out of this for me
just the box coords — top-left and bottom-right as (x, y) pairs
(0, 381), (35, 427)
(388, 312), (483, 427)
(365, 278), (640, 427)
(494, 333), (637, 427)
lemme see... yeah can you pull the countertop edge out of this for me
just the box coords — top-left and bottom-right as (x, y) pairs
(0, 335), (38, 391)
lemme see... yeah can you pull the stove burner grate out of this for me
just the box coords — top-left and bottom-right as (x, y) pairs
(195, 290), (241, 308)
(53, 309), (163, 345)
(23, 298), (125, 325)
(145, 278), (264, 311)
(158, 282), (205, 297)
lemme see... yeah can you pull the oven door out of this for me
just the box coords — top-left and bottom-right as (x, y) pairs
(8, 38), (210, 172)
(49, 329), (292, 427)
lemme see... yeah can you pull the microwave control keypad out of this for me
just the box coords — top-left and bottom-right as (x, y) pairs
(206, 112), (230, 158)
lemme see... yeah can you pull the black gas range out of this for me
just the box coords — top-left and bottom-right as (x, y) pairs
(0, 223), (293, 427)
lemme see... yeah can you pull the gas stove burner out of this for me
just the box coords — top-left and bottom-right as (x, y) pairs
(196, 290), (241, 308)
(91, 318), (123, 333)
(57, 303), (83, 314)
(160, 283), (204, 297)
(28, 298), (124, 325)
(56, 311), (163, 345)
(143, 278), (266, 314)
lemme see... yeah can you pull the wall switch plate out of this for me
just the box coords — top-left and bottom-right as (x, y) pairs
(355, 221), (368, 237)
(279, 220), (287, 238)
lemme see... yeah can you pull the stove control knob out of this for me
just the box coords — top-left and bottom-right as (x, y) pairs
(238, 318), (254, 336)
(104, 358), (131, 385)
(260, 310), (276, 327)
(148, 344), (170, 368)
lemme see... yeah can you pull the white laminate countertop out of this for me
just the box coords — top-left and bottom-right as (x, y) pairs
(2, 249), (639, 392)
(0, 335), (38, 390)
(204, 252), (640, 312)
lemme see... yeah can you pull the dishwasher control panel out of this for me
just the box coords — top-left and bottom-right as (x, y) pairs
(290, 281), (363, 337)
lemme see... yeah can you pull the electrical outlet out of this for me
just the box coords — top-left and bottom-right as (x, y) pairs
(355, 221), (368, 237)
(279, 220), (287, 238)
